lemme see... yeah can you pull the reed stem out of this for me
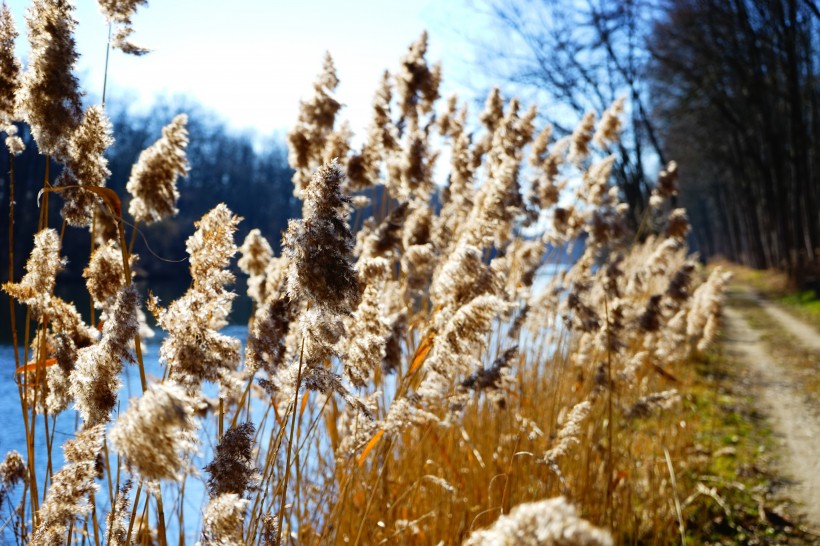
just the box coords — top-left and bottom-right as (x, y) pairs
(276, 338), (305, 546)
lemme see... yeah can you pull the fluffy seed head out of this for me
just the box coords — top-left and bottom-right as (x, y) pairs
(57, 105), (114, 226)
(342, 257), (390, 386)
(545, 400), (592, 465)
(105, 480), (132, 546)
(156, 205), (242, 391)
(83, 240), (126, 310)
(201, 493), (248, 546)
(396, 31), (440, 122)
(70, 284), (139, 426)
(204, 422), (259, 498)
(238, 229), (273, 278)
(287, 52), (342, 195)
(568, 112), (596, 166)
(18, 0), (83, 156)
(283, 161), (360, 315)
(593, 97), (625, 147)
(246, 295), (291, 375)
(109, 381), (198, 481)
(29, 425), (105, 546)
(126, 114), (189, 224)
(239, 228), (273, 304)
(5, 124), (24, 154)
(0, 4), (21, 123)
(430, 244), (501, 313)
(463, 496), (612, 546)
(0, 450), (26, 488)
(2, 228), (64, 307)
(97, 0), (149, 55)
(654, 161), (679, 198)
(665, 208), (690, 239)
(97, 0), (147, 25)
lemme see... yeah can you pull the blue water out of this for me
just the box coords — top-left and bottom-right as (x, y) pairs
(0, 325), (249, 544)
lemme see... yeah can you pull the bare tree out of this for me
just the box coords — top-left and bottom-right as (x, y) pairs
(649, 0), (820, 280)
(477, 0), (668, 227)
(479, 0), (820, 283)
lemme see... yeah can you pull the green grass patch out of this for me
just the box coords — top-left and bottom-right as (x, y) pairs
(779, 290), (820, 330)
(677, 349), (814, 544)
(734, 299), (820, 397)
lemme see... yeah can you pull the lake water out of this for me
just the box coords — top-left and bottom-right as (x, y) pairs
(0, 324), (249, 545)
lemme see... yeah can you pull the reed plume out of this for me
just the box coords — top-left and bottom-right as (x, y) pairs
(340, 257), (390, 387)
(651, 160), (679, 202)
(204, 422), (259, 498)
(56, 105), (114, 226)
(287, 53), (342, 196)
(201, 493), (248, 546)
(83, 239), (127, 312)
(0, 451), (26, 489)
(463, 496), (613, 546)
(593, 97), (625, 148)
(0, 2), (20, 124)
(545, 400), (592, 470)
(4, 122), (23, 154)
(126, 114), (190, 224)
(284, 161), (359, 316)
(238, 228), (273, 306)
(396, 31), (440, 124)
(104, 480), (132, 546)
(246, 295), (291, 376)
(345, 71), (396, 191)
(0, 450), (26, 515)
(2, 228), (63, 308)
(29, 425), (104, 546)
(18, 0), (83, 156)
(153, 204), (242, 392)
(568, 111), (596, 166)
(70, 284), (139, 426)
(4, 230), (97, 374)
(97, 0), (149, 55)
(109, 381), (198, 482)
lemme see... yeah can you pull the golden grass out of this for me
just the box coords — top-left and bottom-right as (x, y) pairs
(708, 257), (793, 296)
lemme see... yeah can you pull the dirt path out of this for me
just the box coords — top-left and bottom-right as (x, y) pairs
(757, 300), (820, 352)
(722, 301), (820, 527)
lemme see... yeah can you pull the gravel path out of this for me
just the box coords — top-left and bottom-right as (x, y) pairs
(722, 303), (820, 527)
(758, 300), (820, 352)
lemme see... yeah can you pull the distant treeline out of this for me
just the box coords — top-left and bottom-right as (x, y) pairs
(0, 98), (300, 286)
(650, 0), (820, 284)
(481, 0), (819, 285)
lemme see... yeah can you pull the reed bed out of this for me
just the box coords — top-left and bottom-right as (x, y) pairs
(0, 2), (730, 544)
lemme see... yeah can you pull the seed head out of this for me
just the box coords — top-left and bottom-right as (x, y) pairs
(109, 382), (198, 482)
(204, 422), (259, 498)
(30, 425), (105, 546)
(463, 496), (612, 546)
(19, 0), (83, 156)
(57, 105), (114, 226)
(0, 4), (21, 124)
(126, 114), (189, 224)
(283, 161), (359, 315)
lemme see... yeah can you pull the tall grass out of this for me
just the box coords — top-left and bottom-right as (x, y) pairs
(0, 3), (730, 545)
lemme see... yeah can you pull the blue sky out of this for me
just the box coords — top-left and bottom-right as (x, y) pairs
(5, 0), (489, 136)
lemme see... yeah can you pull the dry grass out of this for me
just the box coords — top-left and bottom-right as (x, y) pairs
(728, 291), (820, 397)
(711, 258), (820, 330)
(0, 3), (739, 545)
(709, 258), (794, 297)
